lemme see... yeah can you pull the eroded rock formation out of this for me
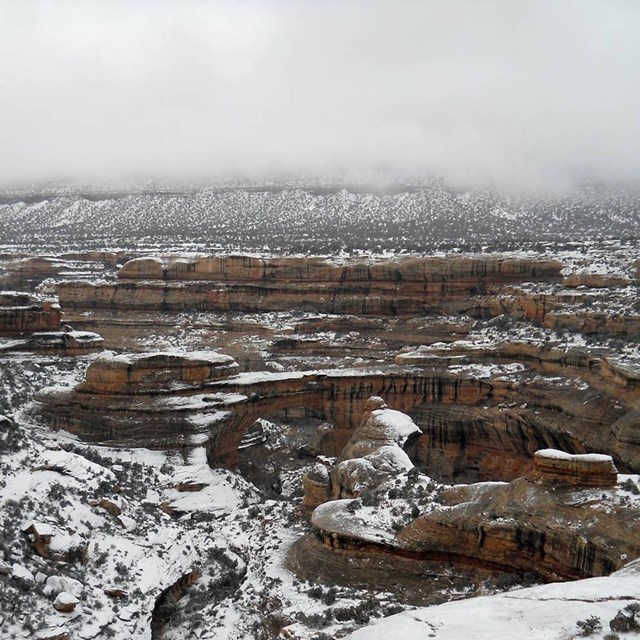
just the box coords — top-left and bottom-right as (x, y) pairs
(0, 290), (103, 353)
(528, 449), (618, 486)
(57, 254), (563, 316)
(307, 458), (640, 583)
(78, 351), (239, 395)
(0, 252), (127, 292)
(0, 292), (61, 333)
(302, 397), (420, 505)
(34, 350), (640, 485)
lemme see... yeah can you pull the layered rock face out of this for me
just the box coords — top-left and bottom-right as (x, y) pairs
(35, 356), (639, 482)
(299, 405), (636, 587)
(563, 272), (631, 288)
(34, 363), (502, 455)
(78, 351), (239, 395)
(0, 330), (104, 354)
(34, 351), (241, 449)
(57, 254), (562, 316)
(0, 290), (103, 353)
(0, 252), (127, 292)
(528, 449), (619, 486)
(468, 283), (640, 338)
(395, 476), (635, 581)
(0, 257), (68, 291)
(53, 253), (639, 342)
(0, 292), (61, 333)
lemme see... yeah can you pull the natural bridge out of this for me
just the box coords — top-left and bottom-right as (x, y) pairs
(33, 351), (636, 482)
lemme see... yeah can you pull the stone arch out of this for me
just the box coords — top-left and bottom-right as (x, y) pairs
(203, 372), (496, 468)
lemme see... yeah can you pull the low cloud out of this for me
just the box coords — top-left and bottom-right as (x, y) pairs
(1, 0), (639, 190)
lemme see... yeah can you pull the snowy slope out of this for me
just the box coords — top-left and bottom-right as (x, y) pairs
(345, 561), (640, 640)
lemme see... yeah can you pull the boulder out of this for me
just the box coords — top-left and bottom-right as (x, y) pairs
(43, 575), (84, 598)
(53, 591), (79, 613)
(528, 449), (618, 487)
(95, 498), (122, 516)
(302, 463), (332, 507)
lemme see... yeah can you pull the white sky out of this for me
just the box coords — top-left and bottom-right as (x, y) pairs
(1, 0), (639, 189)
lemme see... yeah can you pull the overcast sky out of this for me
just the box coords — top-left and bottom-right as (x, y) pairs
(1, 0), (639, 189)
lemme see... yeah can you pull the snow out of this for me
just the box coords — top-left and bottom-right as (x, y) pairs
(11, 563), (34, 582)
(372, 408), (420, 442)
(163, 465), (259, 514)
(44, 576), (84, 598)
(22, 521), (54, 536)
(36, 627), (70, 640)
(92, 349), (236, 367)
(37, 449), (118, 482)
(4, 182), (640, 257)
(345, 564), (640, 640)
(118, 514), (137, 531)
(48, 530), (85, 554)
(535, 449), (614, 463)
(366, 445), (413, 474)
(312, 499), (400, 546)
(218, 370), (310, 385)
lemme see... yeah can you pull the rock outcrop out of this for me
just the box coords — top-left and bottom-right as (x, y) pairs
(0, 292), (61, 333)
(302, 463), (332, 508)
(307, 464), (640, 584)
(1, 257), (69, 291)
(34, 350), (244, 450)
(0, 290), (103, 352)
(57, 254), (563, 316)
(339, 396), (420, 461)
(328, 397), (419, 500)
(78, 351), (239, 395)
(0, 252), (128, 291)
(528, 449), (618, 487)
(22, 522), (87, 564)
(302, 397), (420, 505)
(563, 272), (631, 288)
(0, 330), (104, 354)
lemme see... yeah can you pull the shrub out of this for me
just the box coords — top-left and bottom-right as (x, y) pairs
(576, 616), (602, 636)
(609, 602), (640, 633)
(620, 478), (640, 495)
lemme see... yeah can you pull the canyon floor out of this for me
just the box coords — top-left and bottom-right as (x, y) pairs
(1, 183), (640, 640)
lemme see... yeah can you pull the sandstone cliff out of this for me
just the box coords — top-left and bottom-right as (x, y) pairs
(0, 292), (61, 333)
(34, 355), (640, 483)
(57, 254), (562, 316)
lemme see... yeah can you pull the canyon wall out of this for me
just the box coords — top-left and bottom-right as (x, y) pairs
(34, 355), (639, 481)
(57, 255), (563, 316)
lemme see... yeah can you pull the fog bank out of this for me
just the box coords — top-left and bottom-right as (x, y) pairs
(1, 0), (639, 190)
